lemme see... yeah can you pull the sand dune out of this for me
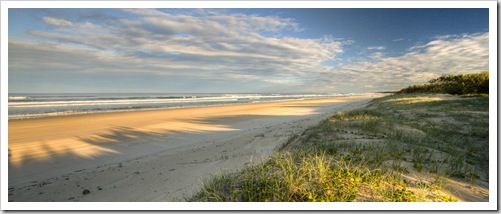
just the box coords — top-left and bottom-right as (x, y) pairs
(8, 95), (381, 202)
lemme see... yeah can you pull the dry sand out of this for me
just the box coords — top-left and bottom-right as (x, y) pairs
(8, 95), (381, 202)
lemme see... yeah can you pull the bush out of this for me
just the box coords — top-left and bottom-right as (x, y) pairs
(399, 71), (489, 95)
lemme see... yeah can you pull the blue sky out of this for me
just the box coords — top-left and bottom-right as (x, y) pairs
(8, 8), (489, 93)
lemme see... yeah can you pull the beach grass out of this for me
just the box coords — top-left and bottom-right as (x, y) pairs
(188, 93), (488, 202)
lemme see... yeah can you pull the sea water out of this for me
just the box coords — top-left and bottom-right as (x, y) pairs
(8, 93), (359, 120)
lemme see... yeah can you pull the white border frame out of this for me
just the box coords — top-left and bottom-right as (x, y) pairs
(1, 1), (497, 211)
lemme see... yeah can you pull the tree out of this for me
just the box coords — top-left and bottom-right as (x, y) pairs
(398, 71), (489, 95)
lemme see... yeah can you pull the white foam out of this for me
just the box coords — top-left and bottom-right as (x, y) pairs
(8, 96), (28, 100)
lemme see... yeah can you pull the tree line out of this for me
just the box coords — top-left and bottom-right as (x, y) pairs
(398, 71), (489, 95)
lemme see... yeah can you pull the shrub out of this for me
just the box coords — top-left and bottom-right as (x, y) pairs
(399, 71), (489, 95)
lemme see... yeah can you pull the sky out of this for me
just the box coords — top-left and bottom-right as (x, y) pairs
(8, 8), (489, 93)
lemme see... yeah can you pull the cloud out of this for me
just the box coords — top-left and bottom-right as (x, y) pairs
(43, 17), (73, 26)
(13, 9), (345, 92)
(10, 9), (489, 93)
(329, 32), (489, 91)
(367, 46), (385, 50)
(392, 38), (406, 42)
(8, 38), (144, 73)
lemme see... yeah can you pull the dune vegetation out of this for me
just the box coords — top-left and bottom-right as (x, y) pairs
(188, 73), (489, 202)
(398, 71), (489, 95)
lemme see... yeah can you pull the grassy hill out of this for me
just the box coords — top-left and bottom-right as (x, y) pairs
(188, 73), (489, 202)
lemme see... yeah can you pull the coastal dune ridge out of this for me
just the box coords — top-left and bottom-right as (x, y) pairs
(8, 94), (381, 202)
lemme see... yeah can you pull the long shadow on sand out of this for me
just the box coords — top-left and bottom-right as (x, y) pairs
(10, 111), (317, 168)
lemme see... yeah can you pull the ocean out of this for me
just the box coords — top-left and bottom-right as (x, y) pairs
(8, 93), (360, 120)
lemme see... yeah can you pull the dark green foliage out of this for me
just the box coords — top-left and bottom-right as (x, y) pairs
(399, 71), (489, 95)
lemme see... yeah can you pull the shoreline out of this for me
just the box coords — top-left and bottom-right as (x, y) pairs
(8, 93), (382, 121)
(8, 94), (383, 202)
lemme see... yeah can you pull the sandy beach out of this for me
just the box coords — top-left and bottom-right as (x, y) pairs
(8, 95), (381, 202)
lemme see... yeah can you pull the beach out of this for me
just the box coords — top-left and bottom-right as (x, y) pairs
(8, 94), (381, 202)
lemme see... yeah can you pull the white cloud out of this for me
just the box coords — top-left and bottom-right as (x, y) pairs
(11, 10), (489, 93)
(120, 8), (168, 17)
(392, 38), (406, 42)
(8, 38), (145, 73)
(17, 9), (345, 90)
(367, 46), (385, 50)
(331, 32), (489, 91)
(43, 17), (73, 26)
